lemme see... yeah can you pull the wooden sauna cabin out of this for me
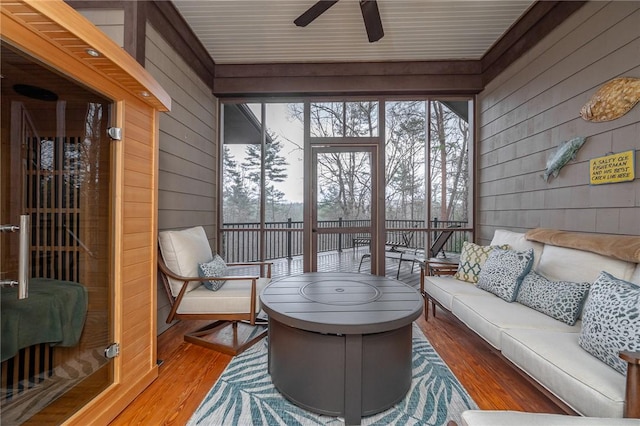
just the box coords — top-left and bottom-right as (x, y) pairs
(1, 1), (170, 424)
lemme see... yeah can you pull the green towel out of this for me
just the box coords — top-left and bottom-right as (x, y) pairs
(1, 278), (88, 362)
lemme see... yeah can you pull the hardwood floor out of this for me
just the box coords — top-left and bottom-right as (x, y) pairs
(110, 305), (567, 425)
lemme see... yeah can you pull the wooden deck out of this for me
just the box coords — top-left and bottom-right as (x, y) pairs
(109, 249), (569, 425)
(271, 247), (422, 288)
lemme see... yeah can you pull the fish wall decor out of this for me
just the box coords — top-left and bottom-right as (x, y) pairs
(542, 136), (587, 182)
(580, 77), (640, 122)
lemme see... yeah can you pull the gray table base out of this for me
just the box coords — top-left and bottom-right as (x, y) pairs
(267, 319), (413, 425)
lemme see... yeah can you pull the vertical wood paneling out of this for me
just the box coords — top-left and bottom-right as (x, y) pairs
(144, 23), (218, 334)
(477, 1), (640, 244)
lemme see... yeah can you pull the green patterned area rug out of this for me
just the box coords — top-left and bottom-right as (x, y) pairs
(188, 323), (477, 425)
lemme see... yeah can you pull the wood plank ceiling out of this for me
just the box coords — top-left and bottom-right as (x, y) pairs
(171, 0), (535, 64)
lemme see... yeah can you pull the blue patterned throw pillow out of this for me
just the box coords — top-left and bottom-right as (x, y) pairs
(198, 255), (228, 291)
(477, 248), (533, 302)
(516, 271), (590, 325)
(578, 271), (640, 375)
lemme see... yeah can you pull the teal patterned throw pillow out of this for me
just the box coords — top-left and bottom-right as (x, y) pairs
(198, 255), (228, 291)
(578, 271), (640, 375)
(477, 248), (533, 302)
(516, 271), (590, 325)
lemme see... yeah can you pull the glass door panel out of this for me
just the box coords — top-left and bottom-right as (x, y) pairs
(311, 147), (377, 272)
(1, 43), (113, 424)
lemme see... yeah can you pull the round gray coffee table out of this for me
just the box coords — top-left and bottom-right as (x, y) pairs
(260, 272), (423, 425)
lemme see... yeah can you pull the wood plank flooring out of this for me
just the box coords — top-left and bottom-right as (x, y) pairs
(110, 283), (568, 425)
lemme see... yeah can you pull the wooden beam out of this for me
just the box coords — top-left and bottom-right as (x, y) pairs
(481, 1), (587, 85)
(124, 1), (146, 65)
(146, 0), (215, 90)
(213, 61), (483, 97)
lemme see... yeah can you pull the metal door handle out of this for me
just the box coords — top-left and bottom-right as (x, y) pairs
(1, 215), (30, 299)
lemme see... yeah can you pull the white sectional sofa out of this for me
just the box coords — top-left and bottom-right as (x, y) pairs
(422, 228), (640, 419)
(460, 410), (640, 425)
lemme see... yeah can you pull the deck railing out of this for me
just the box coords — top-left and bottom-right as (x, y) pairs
(221, 219), (468, 263)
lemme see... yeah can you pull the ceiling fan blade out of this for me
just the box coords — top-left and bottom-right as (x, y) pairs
(360, 0), (384, 42)
(294, 0), (340, 27)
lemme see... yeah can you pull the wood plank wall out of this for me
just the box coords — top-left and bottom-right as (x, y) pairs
(75, 9), (219, 335)
(477, 1), (640, 244)
(144, 24), (218, 334)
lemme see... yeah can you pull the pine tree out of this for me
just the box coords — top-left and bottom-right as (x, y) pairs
(242, 133), (289, 221)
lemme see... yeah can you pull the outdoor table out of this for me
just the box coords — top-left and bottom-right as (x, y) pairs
(260, 272), (423, 425)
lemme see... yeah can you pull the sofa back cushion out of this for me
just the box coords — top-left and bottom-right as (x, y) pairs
(536, 244), (635, 284)
(631, 264), (640, 285)
(491, 229), (544, 270)
(159, 226), (213, 297)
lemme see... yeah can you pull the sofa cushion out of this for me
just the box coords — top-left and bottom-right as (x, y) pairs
(176, 277), (269, 314)
(158, 226), (213, 297)
(501, 329), (625, 418)
(516, 271), (590, 326)
(536, 244), (635, 283)
(454, 242), (508, 283)
(477, 248), (533, 302)
(460, 410), (638, 426)
(423, 276), (489, 311)
(490, 229), (545, 270)
(198, 254), (228, 291)
(578, 271), (640, 375)
(631, 263), (640, 285)
(451, 293), (580, 349)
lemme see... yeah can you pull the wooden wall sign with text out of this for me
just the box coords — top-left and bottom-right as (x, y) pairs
(589, 150), (635, 185)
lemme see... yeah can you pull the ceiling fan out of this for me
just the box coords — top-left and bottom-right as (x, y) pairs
(294, 0), (384, 43)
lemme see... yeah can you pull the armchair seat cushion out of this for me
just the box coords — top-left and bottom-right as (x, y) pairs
(176, 278), (270, 315)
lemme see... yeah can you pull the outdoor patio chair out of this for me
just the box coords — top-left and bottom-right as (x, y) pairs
(429, 226), (459, 258)
(158, 226), (272, 355)
(352, 229), (415, 252)
(358, 226), (459, 276)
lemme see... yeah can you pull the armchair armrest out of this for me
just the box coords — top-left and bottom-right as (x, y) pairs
(620, 351), (640, 418)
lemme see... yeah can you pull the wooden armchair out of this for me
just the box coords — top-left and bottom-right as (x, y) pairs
(158, 226), (272, 355)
